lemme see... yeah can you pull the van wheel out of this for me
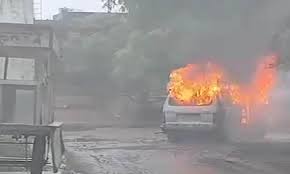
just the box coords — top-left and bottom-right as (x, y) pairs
(246, 123), (266, 140)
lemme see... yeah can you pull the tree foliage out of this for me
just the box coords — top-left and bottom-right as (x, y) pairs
(108, 0), (290, 94)
(108, 0), (260, 94)
(102, 0), (126, 13)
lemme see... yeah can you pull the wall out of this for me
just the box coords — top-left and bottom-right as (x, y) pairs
(0, 0), (33, 24)
(0, 24), (51, 47)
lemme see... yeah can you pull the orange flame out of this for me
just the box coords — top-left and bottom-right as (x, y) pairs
(167, 54), (278, 107)
(167, 63), (224, 105)
(228, 54), (278, 107)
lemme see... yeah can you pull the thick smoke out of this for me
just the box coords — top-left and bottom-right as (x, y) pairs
(185, 0), (290, 83)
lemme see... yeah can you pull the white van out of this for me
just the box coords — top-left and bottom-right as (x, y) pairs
(161, 95), (226, 141)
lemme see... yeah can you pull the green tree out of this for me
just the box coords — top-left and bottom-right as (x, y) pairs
(102, 0), (126, 13)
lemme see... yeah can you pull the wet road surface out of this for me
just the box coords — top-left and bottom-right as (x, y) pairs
(62, 128), (290, 174)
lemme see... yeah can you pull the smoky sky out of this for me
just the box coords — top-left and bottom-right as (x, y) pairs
(42, 0), (105, 19)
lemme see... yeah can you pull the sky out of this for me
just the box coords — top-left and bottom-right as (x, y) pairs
(42, 0), (105, 19)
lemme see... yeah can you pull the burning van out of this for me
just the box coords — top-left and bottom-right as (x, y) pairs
(161, 54), (279, 142)
(160, 63), (227, 141)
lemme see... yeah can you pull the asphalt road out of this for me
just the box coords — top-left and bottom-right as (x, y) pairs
(62, 128), (290, 174)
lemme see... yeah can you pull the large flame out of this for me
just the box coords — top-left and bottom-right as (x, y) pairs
(252, 54), (278, 104)
(167, 63), (224, 106)
(167, 54), (278, 107)
(228, 54), (278, 107)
